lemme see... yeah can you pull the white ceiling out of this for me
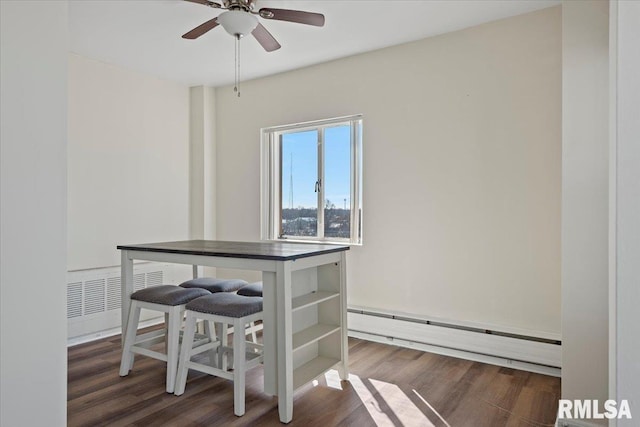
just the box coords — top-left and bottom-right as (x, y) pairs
(69, 0), (559, 87)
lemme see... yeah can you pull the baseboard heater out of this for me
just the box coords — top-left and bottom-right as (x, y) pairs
(347, 306), (561, 377)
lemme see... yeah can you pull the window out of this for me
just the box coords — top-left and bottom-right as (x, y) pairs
(261, 115), (362, 245)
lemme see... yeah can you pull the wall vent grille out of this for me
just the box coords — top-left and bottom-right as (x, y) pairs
(147, 271), (163, 287)
(67, 282), (83, 319)
(133, 273), (145, 292)
(84, 279), (106, 316)
(67, 270), (165, 317)
(67, 263), (182, 319)
(67, 263), (189, 341)
(106, 277), (121, 311)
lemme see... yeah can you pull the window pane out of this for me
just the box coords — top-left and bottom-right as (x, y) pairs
(281, 130), (318, 238)
(324, 125), (351, 239)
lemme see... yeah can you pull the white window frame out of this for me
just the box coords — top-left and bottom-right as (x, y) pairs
(260, 115), (363, 245)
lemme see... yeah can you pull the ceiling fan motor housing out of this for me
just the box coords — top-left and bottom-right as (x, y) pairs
(223, 0), (254, 12)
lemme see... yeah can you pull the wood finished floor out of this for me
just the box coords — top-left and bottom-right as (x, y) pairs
(68, 332), (560, 427)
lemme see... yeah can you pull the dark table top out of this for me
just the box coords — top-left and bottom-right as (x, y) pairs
(117, 239), (349, 261)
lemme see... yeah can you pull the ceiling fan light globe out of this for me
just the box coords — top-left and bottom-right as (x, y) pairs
(217, 10), (258, 37)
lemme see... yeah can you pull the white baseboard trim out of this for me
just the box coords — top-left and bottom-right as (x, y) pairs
(347, 309), (561, 377)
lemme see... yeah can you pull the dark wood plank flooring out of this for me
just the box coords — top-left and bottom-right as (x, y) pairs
(68, 332), (560, 426)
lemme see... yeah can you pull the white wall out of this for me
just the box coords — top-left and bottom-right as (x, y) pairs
(612, 0), (640, 422)
(1, 1), (68, 425)
(189, 86), (217, 241)
(214, 7), (562, 336)
(190, 86), (218, 277)
(561, 0), (609, 422)
(68, 54), (191, 270)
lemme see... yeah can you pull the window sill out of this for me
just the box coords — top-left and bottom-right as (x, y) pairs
(265, 238), (361, 247)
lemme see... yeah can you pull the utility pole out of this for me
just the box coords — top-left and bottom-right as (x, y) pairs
(289, 152), (293, 209)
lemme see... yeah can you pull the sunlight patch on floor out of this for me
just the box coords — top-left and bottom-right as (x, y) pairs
(369, 378), (436, 427)
(412, 389), (451, 427)
(349, 373), (436, 427)
(323, 369), (344, 390)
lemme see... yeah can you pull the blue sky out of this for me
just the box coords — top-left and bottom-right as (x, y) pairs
(281, 125), (351, 209)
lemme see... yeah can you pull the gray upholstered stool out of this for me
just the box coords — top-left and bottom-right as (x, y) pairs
(119, 285), (210, 393)
(180, 277), (250, 343)
(180, 277), (248, 293)
(237, 282), (263, 297)
(175, 293), (264, 416)
(182, 277), (254, 341)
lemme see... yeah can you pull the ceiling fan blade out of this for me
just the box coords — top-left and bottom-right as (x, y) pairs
(258, 8), (325, 27)
(251, 23), (281, 52)
(182, 17), (219, 39)
(183, 0), (222, 8)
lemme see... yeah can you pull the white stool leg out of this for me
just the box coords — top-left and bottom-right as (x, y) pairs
(233, 318), (246, 416)
(174, 311), (197, 396)
(218, 323), (229, 371)
(165, 305), (183, 393)
(164, 312), (170, 355)
(119, 302), (141, 376)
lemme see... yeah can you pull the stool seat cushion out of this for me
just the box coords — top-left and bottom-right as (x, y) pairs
(237, 282), (263, 297)
(131, 285), (210, 306)
(187, 293), (263, 318)
(180, 277), (248, 293)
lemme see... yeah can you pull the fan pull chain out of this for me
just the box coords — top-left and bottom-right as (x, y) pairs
(233, 35), (241, 98)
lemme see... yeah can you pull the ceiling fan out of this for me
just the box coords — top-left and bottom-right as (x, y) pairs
(182, 0), (325, 52)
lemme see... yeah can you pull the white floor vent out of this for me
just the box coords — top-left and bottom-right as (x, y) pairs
(67, 262), (192, 344)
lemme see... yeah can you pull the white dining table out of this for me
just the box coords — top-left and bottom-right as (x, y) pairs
(117, 239), (349, 423)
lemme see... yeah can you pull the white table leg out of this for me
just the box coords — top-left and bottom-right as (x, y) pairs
(261, 271), (277, 396)
(233, 317), (247, 416)
(276, 261), (294, 423)
(338, 252), (349, 380)
(121, 250), (134, 346)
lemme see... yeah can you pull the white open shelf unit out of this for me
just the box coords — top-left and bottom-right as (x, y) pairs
(289, 260), (345, 391)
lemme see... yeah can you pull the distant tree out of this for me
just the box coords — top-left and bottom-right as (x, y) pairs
(325, 199), (335, 210)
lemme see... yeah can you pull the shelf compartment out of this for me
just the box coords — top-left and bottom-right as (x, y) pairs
(293, 356), (340, 390)
(292, 324), (340, 352)
(292, 291), (339, 312)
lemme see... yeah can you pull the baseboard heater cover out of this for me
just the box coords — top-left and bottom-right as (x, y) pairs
(347, 307), (561, 376)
